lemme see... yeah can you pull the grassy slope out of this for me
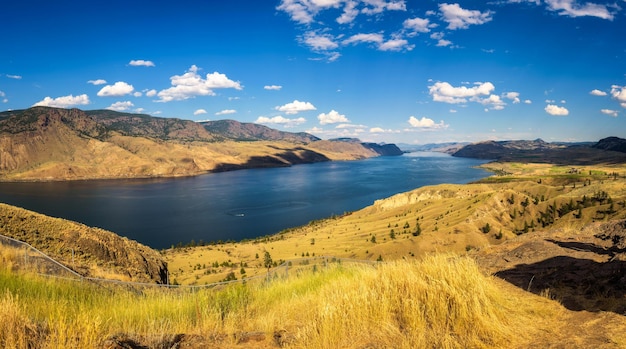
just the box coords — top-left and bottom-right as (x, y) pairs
(164, 162), (626, 285)
(5, 251), (625, 349)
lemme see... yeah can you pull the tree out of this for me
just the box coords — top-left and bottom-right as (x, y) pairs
(412, 222), (422, 236)
(263, 251), (273, 271)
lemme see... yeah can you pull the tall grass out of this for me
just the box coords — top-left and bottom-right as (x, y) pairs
(1, 254), (556, 348)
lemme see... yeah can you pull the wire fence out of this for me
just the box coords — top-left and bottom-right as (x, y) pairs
(0, 233), (375, 290)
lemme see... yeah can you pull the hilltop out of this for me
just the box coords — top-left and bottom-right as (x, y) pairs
(452, 137), (626, 164)
(0, 107), (399, 181)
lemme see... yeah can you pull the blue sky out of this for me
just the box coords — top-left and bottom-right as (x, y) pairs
(1, 0), (625, 144)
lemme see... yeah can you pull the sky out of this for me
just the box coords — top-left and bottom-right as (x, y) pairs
(1, 0), (625, 144)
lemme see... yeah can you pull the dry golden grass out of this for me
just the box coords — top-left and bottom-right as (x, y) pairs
(6, 253), (621, 349)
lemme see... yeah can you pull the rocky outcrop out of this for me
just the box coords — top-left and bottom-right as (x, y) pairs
(475, 219), (626, 314)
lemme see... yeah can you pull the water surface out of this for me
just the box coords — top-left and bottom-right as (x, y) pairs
(0, 153), (489, 249)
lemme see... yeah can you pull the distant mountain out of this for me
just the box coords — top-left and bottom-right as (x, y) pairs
(0, 107), (402, 181)
(592, 136), (626, 153)
(453, 138), (626, 165)
(397, 142), (469, 154)
(200, 119), (319, 143)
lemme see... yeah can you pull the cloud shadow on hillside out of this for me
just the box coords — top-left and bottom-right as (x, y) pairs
(495, 253), (626, 314)
(213, 149), (330, 172)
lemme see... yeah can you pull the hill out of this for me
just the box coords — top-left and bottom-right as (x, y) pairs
(0, 203), (166, 283)
(200, 119), (319, 143)
(452, 137), (626, 164)
(0, 107), (398, 181)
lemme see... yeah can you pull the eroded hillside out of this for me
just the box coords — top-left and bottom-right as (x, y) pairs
(0, 107), (392, 181)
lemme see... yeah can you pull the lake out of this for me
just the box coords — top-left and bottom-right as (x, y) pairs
(0, 152), (489, 249)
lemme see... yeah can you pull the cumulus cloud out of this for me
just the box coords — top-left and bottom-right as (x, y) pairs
(33, 94), (90, 108)
(302, 31), (339, 51)
(403, 17), (433, 34)
(408, 116), (448, 129)
(476, 94), (506, 110)
(216, 109), (237, 116)
(318, 110), (349, 125)
(504, 92), (521, 103)
(439, 3), (493, 30)
(106, 101), (134, 111)
(545, 0), (615, 20)
(193, 109), (207, 115)
(601, 109), (618, 117)
(156, 65), (242, 102)
(87, 79), (107, 85)
(145, 89), (157, 97)
(590, 89), (607, 96)
(277, 0), (405, 25)
(429, 81), (495, 104)
(255, 115), (307, 126)
(545, 104), (569, 116)
(264, 85), (283, 90)
(379, 38), (413, 51)
(611, 85), (626, 107)
(129, 59), (155, 67)
(97, 81), (134, 97)
(343, 33), (384, 46)
(275, 100), (317, 114)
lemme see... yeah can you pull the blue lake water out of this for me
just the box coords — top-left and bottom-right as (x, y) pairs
(0, 153), (489, 249)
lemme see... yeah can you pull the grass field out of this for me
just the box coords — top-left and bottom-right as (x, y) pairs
(6, 252), (617, 348)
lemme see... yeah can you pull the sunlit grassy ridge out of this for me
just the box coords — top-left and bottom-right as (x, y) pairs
(165, 163), (626, 285)
(3, 252), (606, 349)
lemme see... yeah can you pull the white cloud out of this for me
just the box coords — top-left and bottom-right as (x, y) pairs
(133, 92), (142, 97)
(590, 89), (607, 96)
(97, 81), (134, 97)
(379, 38), (413, 51)
(33, 94), (90, 108)
(504, 91), (521, 103)
(610, 85), (626, 106)
(129, 59), (155, 67)
(545, 0), (615, 20)
(275, 100), (317, 114)
(6, 74), (22, 80)
(156, 65), (242, 102)
(343, 33), (384, 46)
(193, 109), (207, 115)
(545, 104), (569, 116)
(302, 31), (339, 51)
(106, 101), (134, 111)
(408, 116), (448, 129)
(524, 99), (532, 104)
(601, 109), (618, 117)
(145, 89), (157, 97)
(0, 90), (6, 103)
(337, 0), (359, 24)
(216, 109), (237, 116)
(403, 17), (432, 34)
(255, 115), (307, 126)
(318, 110), (349, 125)
(439, 3), (494, 30)
(476, 94), (506, 110)
(429, 81), (495, 104)
(87, 79), (107, 85)
(264, 85), (283, 91)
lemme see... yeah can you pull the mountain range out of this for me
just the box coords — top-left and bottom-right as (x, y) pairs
(0, 107), (401, 181)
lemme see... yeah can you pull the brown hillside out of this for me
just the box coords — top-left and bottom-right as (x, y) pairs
(0, 203), (167, 283)
(0, 107), (388, 181)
